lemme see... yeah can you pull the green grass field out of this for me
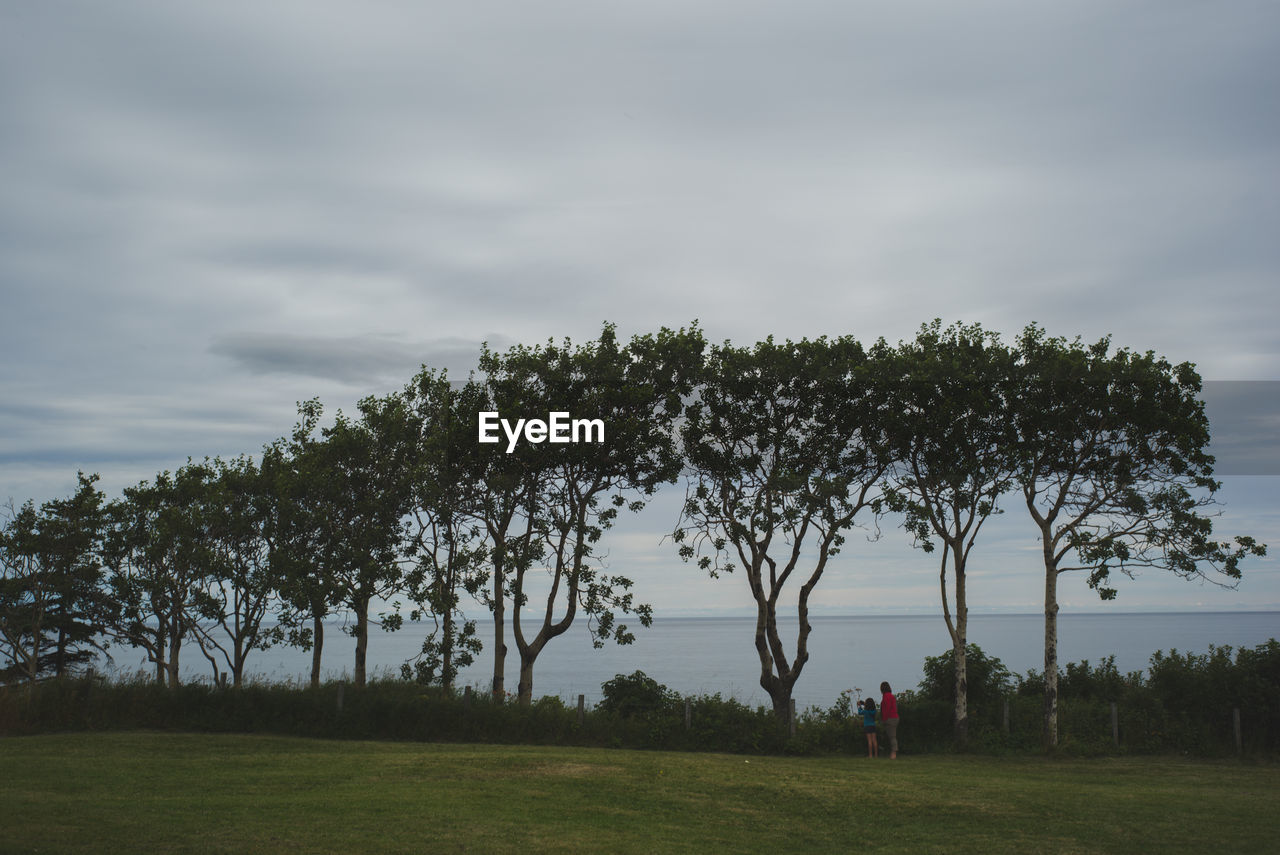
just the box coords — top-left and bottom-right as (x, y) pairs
(1, 732), (1276, 854)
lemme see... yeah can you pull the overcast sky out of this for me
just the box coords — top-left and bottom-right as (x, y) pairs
(2, 1), (1277, 616)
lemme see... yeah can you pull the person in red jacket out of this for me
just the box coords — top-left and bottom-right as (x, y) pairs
(880, 681), (899, 759)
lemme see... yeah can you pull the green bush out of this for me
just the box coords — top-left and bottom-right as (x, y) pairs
(3, 639), (1276, 758)
(597, 670), (678, 719)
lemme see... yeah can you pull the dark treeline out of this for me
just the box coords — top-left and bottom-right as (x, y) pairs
(0, 320), (1267, 751)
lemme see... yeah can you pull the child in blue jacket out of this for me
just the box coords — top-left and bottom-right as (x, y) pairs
(857, 697), (879, 758)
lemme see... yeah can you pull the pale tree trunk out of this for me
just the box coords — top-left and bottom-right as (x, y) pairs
(441, 608), (455, 693)
(942, 542), (969, 747)
(1043, 557), (1061, 749)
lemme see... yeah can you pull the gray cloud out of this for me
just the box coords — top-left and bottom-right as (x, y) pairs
(3, 1), (1277, 608)
(1205, 382), (1280, 476)
(209, 333), (502, 385)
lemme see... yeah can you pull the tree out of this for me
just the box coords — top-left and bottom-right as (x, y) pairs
(0, 499), (45, 683)
(190, 455), (282, 688)
(0, 473), (110, 684)
(263, 401), (339, 689)
(272, 396), (418, 688)
(464, 349), (550, 700)
(879, 320), (1018, 747)
(400, 370), (489, 690)
(485, 323), (704, 705)
(104, 463), (222, 687)
(676, 336), (890, 724)
(1011, 324), (1267, 748)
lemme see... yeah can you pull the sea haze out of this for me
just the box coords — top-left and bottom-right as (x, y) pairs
(114, 611), (1280, 711)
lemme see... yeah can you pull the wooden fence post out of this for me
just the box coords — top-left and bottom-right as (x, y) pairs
(464, 686), (472, 711)
(685, 698), (692, 731)
(789, 699), (796, 737)
(1110, 702), (1119, 747)
(1233, 707), (1242, 755)
(336, 681), (345, 716)
(577, 694), (585, 727)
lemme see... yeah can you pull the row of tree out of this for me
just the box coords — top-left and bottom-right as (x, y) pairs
(0, 320), (1265, 748)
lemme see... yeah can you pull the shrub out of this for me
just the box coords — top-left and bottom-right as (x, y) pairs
(918, 643), (1012, 712)
(597, 670), (678, 719)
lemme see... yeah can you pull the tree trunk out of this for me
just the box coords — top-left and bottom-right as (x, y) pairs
(492, 564), (506, 700)
(749, 573), (803, 732)
(1043, 563), (1060, 749)
(441, 608), (455, 693)
(24, 633), (41, 683)
(55, 627), (68, 678)
(769, 684), (794, 725)
(950, 548), (969, 748)
(517, 651), (536, 706)
(233, 635), (245, 689)
(953, 632), (969, 746)
(310, 613), (324, 688)
(354, 604), (369, 687)
(166, 630), (181, 688)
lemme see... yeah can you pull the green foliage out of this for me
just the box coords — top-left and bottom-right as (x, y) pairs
(1018, 656), (1139, 702)
(918, 643), (1013, 711)
(675, 335), (890, 719)
(479, 323), (705, 703)
(0, 473), (109, 683)
(597, 670), (678, 718)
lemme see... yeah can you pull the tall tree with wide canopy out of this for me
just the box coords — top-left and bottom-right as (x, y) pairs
(485, 323), (704, 705)
(878, 320), (1018, 747)
(1011, 324), (1267, 748)
(675, 335), (891, 724)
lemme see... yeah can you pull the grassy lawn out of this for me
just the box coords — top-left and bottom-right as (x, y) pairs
(1, 732), (1276, 854)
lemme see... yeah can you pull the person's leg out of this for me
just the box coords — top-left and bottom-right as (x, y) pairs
(865, 732), (873, 758)
(871, 733), (879, 758)
(886, 718), (898, 759)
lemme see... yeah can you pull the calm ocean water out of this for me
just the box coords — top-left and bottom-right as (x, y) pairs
(122, 611), (1280, 711)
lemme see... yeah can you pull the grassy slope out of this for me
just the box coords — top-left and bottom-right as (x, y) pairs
(1, 732), (1276, 854)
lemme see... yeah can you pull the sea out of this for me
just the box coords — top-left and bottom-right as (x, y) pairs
(106, 611), (1280, 711)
